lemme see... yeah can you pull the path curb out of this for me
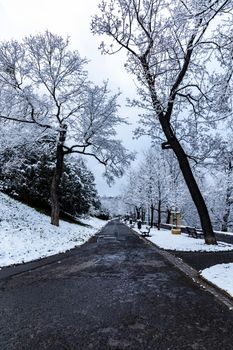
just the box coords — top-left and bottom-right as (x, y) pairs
(130, 226), (233, 310)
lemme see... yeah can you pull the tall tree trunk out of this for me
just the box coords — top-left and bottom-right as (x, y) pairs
(141, 56), (216, 244)
(141, 208), (145, 222)
(222, 209), (230, 232)
(166, 208), (171, 224)
(157, 199), (161, 230)
(50, 125), (67, 226)
(221, 174), (232, 232)
(150, 204), (154, 228)
(160, 119), (216, 244)
(135, 206), (140, 220)
(222, 194), (231, 232)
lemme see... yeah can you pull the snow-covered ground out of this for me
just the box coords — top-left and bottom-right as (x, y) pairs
(0, 193), (106, 268)
(201, 264), (233, 298)
(133, 226), (233, 252)
(157, 224), (233, 236)
(214, 230), (233, 236)
(129, 223), (233, 298)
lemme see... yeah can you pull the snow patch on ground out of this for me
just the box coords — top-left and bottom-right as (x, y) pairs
(133, 226), (233, 252)
(201, 263), (233, 298)
(0, 193), (106, 268)
(128, 223), (233, 298)
(214, 230), (233, 236)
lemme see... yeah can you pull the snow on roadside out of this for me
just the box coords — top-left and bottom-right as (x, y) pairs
(127, 223), (233, 297)
(0, 193), (106, 268)
(132, 226), (233, 252)
(214, 230), (233, 236)
(201, 263), (233, 298)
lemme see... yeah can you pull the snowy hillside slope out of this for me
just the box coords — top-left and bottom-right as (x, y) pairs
(0, 193), (106, 268)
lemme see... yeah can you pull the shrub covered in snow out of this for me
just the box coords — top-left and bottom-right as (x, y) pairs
(0, 140), (100, 216)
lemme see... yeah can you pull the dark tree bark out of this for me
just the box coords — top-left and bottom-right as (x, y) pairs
(222, 214), (229, 232)
(140, 56), (217, 244)
(222, 193), (231, 232)
(141, 208), (145, 222)
(150, 204), (154, 228)
(166, 208), (171, 224)
(157, 199), (161, 230)
(92, 3), (219, 244)
(50, 125), (67, 226)
(135, 206), (141, 220)
(221, 162), (233, 232)
(160, 119), (216, 244)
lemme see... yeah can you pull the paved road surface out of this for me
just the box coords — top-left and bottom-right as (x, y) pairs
(173, 249), (233, 271)
(160, 223), (233, 270)
(170, 232), (233, 271)
(0, 220), (233, 350)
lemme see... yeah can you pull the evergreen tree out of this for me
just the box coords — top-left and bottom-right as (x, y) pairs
(0, 141), (100, 216)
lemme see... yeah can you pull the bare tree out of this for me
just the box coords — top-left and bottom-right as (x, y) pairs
(91, 0), (233, 244)
(0, 31), (134, 226)
(123, 146), (182, 228)
(138, 147), (172, 228)
(203, 136), (233, 232)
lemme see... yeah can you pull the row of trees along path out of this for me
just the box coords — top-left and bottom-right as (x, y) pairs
(92, 0), (233, 244)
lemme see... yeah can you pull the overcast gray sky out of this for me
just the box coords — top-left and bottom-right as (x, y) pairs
(0, 0), (151, 196)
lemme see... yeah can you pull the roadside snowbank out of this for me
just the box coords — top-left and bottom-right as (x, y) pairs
(201, 263), (233, 298)
(148, 228), (233, 298)
(129, 223), (233, 298)
(133, 226), (233, 252)
(0, 193), (106, 268)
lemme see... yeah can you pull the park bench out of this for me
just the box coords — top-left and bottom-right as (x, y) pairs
(140, 226), (151, 237)
(186, 226), (204, 239)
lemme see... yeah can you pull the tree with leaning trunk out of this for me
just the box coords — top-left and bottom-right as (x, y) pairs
(92, 0), (233, 244)
(0, 31), (134, 226)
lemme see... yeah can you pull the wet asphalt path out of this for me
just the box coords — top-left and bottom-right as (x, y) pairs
(171, 233), (233, 271)
(1, 220), (233, 350)
(160, 224), (233, 270)
(172, 249), (233, 271)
